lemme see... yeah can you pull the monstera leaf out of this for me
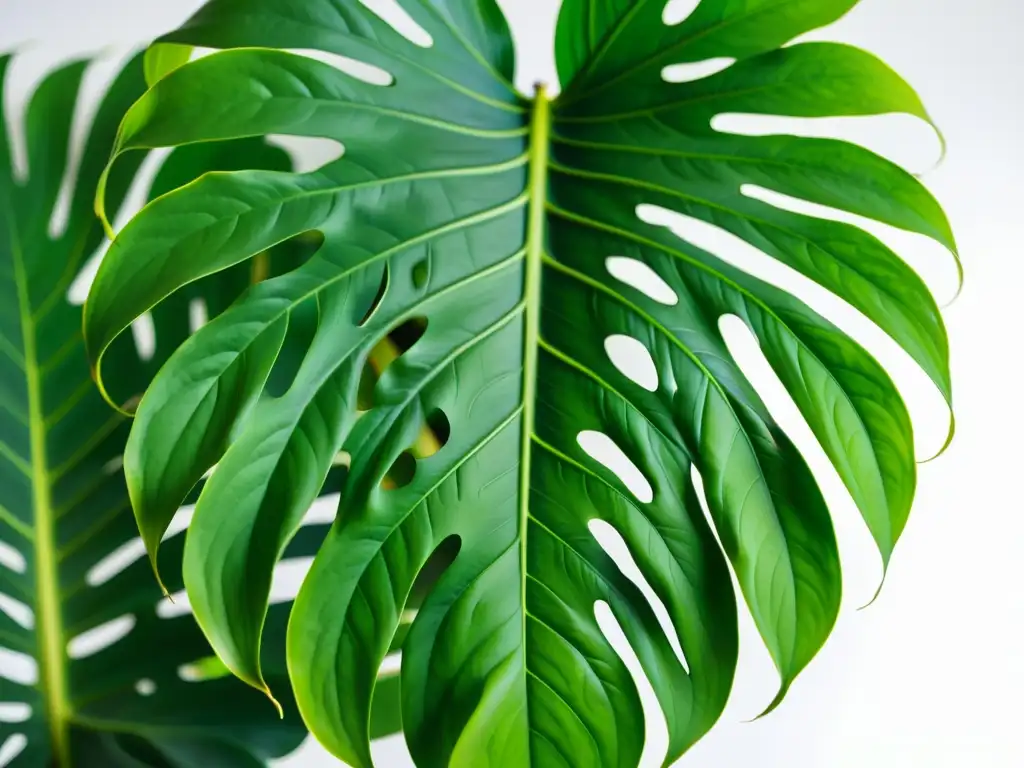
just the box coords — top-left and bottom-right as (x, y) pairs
(83, 1), (958, 766)
(0, 51), (358, 766)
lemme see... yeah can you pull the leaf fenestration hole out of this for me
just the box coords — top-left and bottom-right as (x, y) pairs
(0, 704), (29, 724)
(577, 431), (654, 504)
(382, 451), (417, 490)
(131, 312), (156, 361)
(604, 335), (659, 392)
(358, 264), (390, 327)
(417, 408), (451, 459)
(360, 0), (434, 47)
(406, 535), (460, 626)
(663, 0), (700, 25)
(285, 49), (393, 86)
(188, 297), (208, 332)
(0, 594), (32, 630)
(265, 135), (346, 174)
(0, 541), (25, 574)
(0, 648), (37, 686)
(662, 58), (735, 83)
(86, 537), (146, 587)
(589, 520), (690, 673)
(713, 113), (940, 174)
(67, 614), (136, 659)
(689, 465), (719, 549)
(412, 258), (430, 290)
(605, 257), (678, 306)
(134, 679), (156, 696)
(157, 592), (192, 619)
(67, 240), (106, 305)
(0, 734), (27, 767)
(102, 454), (123, 476)
(359, 316), (429, 409)
(593, 601), (669, 766)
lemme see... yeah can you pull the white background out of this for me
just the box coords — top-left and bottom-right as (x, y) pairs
(1, 0), (1021, 766)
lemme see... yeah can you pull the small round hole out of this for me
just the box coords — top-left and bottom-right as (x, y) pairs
(412, 259), (430, 289)
(420, 409), (451, 457)
(383, 451), (417, 489)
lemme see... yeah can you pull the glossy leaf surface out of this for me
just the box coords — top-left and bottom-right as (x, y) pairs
(84, 1), (957, 766)
(0, 52), (378, 767)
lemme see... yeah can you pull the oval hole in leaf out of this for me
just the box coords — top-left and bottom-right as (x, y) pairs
(131, 312), (156, 361)
(285, 49), (393, 86)
(0, 648), (37, 686)
(662, 58), (734, 83)
(157, 592), (192, 619)
(67, 240), (106, 305)
(0, 594), (32, 630)
(188, 297), (207, 332)
(382, 451), (417, 490)
(593, 601), (669, 766)
(0, 704), (29, 724)
(416, 408), (451, 459)
(589, 520), (689, 673)
(86, 538), (146, 587)
(412, 258), (430, 290)
(361, 0), (434, 47)
(0, 734), (27, 766)
(135, 679), (157, 696)
(606, 256), (678, 306)
(67, 614), (136, 659)
(577, 431), (654, 503)
(265, 135), (345, 174)
(663, 0), (700, 25)
(358, 263), (390, 327)
(604, 335), (659, 392)
(0, 541), (26, 574)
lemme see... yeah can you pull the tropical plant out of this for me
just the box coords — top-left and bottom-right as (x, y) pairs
(83, 0), (958, 766)
(0, 50), (394, 766)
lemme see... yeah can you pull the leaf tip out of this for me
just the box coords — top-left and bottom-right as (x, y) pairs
(749, 681), (792, 722)
(859, 566), (889, 611)
(260, 683), (284, 719)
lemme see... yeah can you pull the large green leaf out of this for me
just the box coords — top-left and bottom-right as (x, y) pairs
(0, 51), (373, 767)
(83, 1), (958, 766)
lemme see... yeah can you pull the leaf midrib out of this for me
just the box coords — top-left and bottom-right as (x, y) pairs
(519, 85), (552, 762)
(5, 205), (72, 765)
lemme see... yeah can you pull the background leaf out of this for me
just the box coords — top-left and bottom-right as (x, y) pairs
(0, 50), (389, 766)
